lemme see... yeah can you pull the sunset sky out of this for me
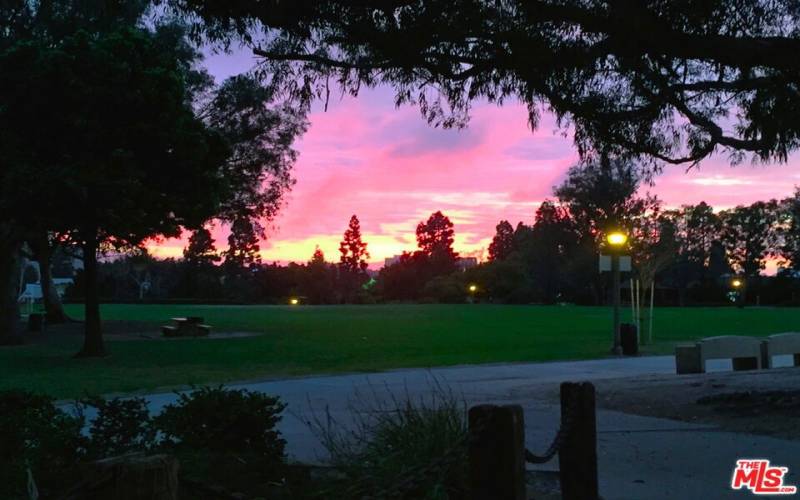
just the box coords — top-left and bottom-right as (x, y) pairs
(149, 48), (800, 268)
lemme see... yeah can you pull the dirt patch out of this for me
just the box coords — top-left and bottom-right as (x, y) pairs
(14, 319), (261, 344)
(516, 367), (800, 440)
(593, 369), (800, 440)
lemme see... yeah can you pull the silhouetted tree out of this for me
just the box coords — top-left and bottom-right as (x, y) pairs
(721, 201), (780, 278)
(339, 215), (370, 274)
(302, 246), (337, 304)
(555, 156), (658, 303)
(0, 17), (235, 355)
(202, 73), (307, 232)
(0, 1), (151, 344)
(660, 202), (724, 303)
(529, 201), (580, 303)
(416, 211), (458, 262)
(0, 2), (307, 352)
(176, 227), (222, 299)
(177, 1), (800, 167)
(555, 156), (657, 241)
(630, 207), (677, 315)
(377, 252), (425, 301)
(780, 189), (800, 271)
(488, 220), (514, 262)
(224, 217), (262, 272)
(310, 246), (325, 266)
(680, 202), (723, 272)
(338, 215), (370, 301)
(184, 227), (221, 267)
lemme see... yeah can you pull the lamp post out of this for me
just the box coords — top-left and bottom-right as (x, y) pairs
(606, 230), (628, 354)
(731, 278), (744, 308)
(467, 284), (478, 303)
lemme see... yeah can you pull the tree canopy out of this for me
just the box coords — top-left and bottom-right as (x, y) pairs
(172, 0), (800, 168)
(488, 220), (515, 262)
(0, 1), (307, 352)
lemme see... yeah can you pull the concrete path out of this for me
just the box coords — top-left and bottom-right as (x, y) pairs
(131, 356), (799, 499)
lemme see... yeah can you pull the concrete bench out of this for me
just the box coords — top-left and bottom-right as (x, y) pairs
(760, 332), (800, 368)
(675, 335), (762, 374)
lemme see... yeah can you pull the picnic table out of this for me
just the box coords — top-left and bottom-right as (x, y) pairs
(161, 316), (211, 338)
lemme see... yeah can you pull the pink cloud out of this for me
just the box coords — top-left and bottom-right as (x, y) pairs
(150, 80), (800, 267)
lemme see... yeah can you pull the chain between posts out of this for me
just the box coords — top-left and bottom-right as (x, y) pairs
(354, 399), (575, 497)
(524, 396), (576, 464)
(342, 387), (590, 499)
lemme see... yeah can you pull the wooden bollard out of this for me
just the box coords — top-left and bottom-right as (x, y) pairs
(558, 382), (598, 500)
(468, 404), (526, 500)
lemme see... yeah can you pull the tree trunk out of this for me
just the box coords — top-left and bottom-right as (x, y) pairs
(0, 232), (23, 345)
(30, 233), (70, 324)
(76, 228), (107, 357)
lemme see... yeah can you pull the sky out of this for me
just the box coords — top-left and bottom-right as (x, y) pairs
(148, 48), (800, 268)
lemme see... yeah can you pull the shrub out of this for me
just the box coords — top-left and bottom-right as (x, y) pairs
(82, 396), (156, 459)
(422, 275), (467, 303)
(154, 385), (286, 462)
(313, 382), (469, 499)
(0, 390), (85, 498)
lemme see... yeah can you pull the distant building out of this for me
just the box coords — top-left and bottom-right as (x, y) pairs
(456, 257), (478, 271)
(384, 255), (403, 267)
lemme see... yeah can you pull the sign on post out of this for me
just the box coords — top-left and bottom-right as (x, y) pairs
(599, 254), (631, 272)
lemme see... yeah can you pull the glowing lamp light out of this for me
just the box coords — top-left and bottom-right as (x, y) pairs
(606, 231), (628, 246)
(289, 298), (300, 305)
(468, 284), (478, 293)
(732, 279), (743, 289)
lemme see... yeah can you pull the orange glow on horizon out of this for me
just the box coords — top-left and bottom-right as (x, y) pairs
(147, 230), (488, 268)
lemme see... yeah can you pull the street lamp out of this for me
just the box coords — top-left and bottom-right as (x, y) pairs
(607, 232), (628, 246)
(289, 297), (299, 305)
(731, 278), (745, 308)
(606, 230), (628, 354)
(467, 284), (478, 303)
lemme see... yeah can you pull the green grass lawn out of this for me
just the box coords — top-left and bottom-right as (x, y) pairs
(1, 304), (798, 399)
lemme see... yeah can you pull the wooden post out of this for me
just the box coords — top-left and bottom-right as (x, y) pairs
(468, 404), (526, 500)
(648, 280), (655, 345)
(558, 382), (598, 500)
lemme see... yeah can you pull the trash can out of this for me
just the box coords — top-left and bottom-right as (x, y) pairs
(621, 323), (638, 355)
(28, 313), (44, 332)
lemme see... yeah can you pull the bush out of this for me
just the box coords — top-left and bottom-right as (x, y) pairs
(422, 275), (467, 303)
(0, 390), (85, 498)
(154, 385), (286, 462)
(82, 396), (156, 459)
(0, 387), (290, 499)
(313, 382), (469, 499)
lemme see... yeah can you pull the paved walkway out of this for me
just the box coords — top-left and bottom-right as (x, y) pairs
(133, 356), (799, 499)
